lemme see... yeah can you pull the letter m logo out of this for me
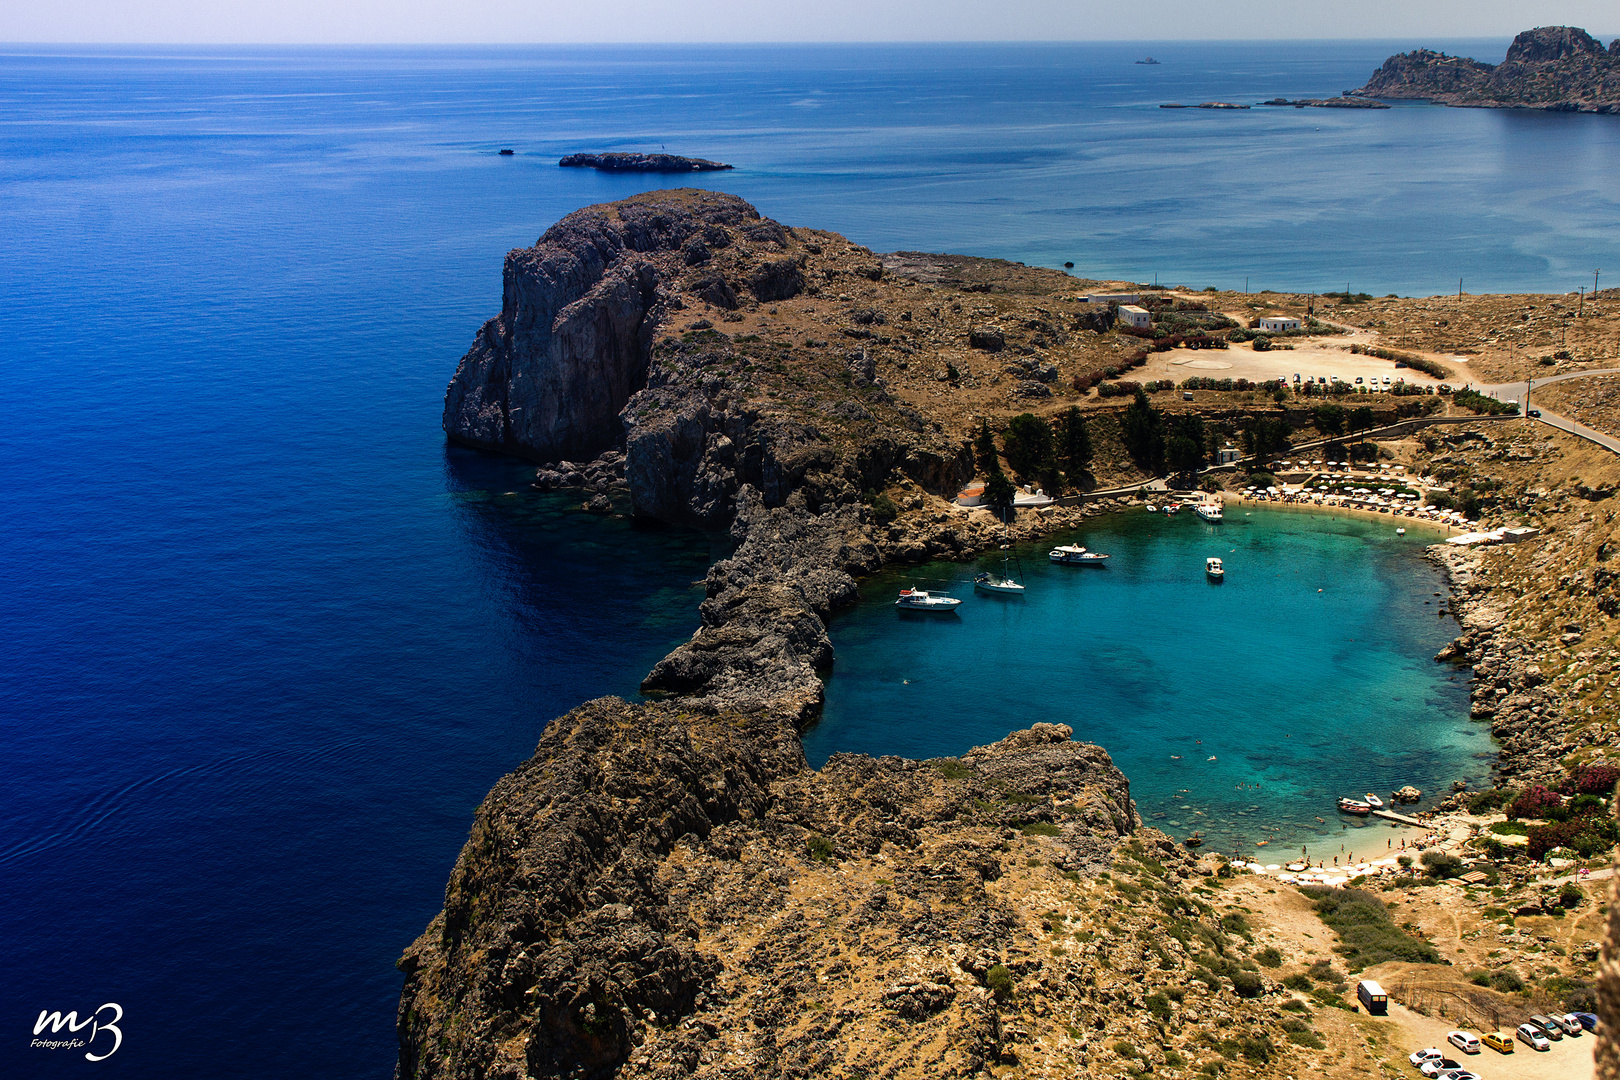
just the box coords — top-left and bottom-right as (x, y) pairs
(35, 1010), (94, 1034)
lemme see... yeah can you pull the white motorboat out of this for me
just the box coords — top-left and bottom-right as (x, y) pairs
(1194, 502), (1223, 522)
(1145, 504), (1158, 513)
(1205, 557), (1224, 579)
(1364, 792), (1385, 810)
(1396, 527), (1406, 535)
(1164, 502), (1180, 515)
(1051, 545), (1109, 565)
(974, 571), (1025, 595)
(895, 588), (961, 611)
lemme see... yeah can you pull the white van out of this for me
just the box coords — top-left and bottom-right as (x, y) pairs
(1356, 980), (1387, 1015)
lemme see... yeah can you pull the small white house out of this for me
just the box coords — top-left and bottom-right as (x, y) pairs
(1085, 292), (1140, 305)
(1216, 445), (1241, 465)
(1258, 316), (1302, 333)
(1118, 304), (1152, 330)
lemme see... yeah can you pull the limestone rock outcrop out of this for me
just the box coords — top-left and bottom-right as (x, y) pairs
(442, 191), (770, 463)
(1352, 26), (1620, 113)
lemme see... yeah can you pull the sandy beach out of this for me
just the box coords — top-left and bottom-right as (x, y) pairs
(1218, 490), (1459, 535)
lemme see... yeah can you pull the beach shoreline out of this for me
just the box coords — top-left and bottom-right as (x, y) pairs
(1219, 490), (1459, 535)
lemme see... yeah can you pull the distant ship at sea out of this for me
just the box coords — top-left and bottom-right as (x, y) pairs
(1136, 57), (1161, 65)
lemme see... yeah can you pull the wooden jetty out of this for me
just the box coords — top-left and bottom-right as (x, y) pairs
(1372, 809), (1424, 827)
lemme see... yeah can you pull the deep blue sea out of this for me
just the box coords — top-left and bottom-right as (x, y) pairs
(1, 41), (1611, 1078)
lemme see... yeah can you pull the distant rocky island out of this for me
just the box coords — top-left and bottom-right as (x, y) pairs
(559, 152), (733, 173)
(1350, 25), (1619, 113)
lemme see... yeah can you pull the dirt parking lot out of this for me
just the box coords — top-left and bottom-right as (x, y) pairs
(1132, 338), (1469, 388)
(1378, 1001), (1592, 1080)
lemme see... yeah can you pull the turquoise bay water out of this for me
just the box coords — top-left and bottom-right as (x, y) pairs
(808, 508), (1491, 859)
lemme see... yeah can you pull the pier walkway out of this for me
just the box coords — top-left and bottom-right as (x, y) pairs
(1371, 808), (1425, 827)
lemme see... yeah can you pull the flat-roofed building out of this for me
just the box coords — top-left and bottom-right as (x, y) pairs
(1118, 304), (1152, 329)
(1259, 316), (1302, 333)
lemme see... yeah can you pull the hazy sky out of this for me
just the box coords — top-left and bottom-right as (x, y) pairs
(3, 0), (1615, 44)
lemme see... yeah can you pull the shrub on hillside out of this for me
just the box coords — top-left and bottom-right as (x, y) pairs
(1565, 764), (1620, 797)
(1507, 784), (1564, 821)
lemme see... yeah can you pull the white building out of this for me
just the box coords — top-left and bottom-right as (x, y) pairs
(1118, 304), (1152, 330)
(1258, 316), (1302, 333)
(1085, 292), (1140, 305)
(1216, 445), (1241, 465)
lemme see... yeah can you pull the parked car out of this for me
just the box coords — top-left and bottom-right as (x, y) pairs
(1355, 376), (1364, 384)
(1437, 1071), (1479, 1080)
(1419, 1058), (1462, 1077)
(1551, 1013), (1583, 1036)
(1573, 1012), (1599, 1032)
(1409, 1048), (1444, 1067)
(1517, 1023), (1551, 1051)
(1480, 1031), (1514, 1054)
(1528, 408), (1542, 418)
(1446, 1031), (1480, 1054)
(1530, 1014), (1564, 1040)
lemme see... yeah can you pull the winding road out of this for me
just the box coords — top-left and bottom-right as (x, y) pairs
(1480, 367), (1620, 455)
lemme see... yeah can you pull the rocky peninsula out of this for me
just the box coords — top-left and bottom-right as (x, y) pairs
(560, 153), (733, 173)
(412, 189), (1620, 1079)
(1351, 25), (1620, 113)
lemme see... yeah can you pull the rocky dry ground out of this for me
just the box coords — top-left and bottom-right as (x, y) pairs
(415, 189), (1620, 1080)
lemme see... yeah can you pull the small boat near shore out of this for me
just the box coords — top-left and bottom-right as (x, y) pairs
(974, 570), (1025, 595)
(1336, 797), (1372, 815)
(1194, 502), (1223, 522)
(1364, 792), (1385, 810)
(1051, 544), (1109, 565)
(1205, 557), (1224, 580)
(896, 588), (961, 612)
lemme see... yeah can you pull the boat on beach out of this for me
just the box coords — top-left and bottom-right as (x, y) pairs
(1194, 502), (1223, 522)
(895, 588), (961, 612)
(1337, 797), (1372, 815)
(1205, 557), (1224, 579)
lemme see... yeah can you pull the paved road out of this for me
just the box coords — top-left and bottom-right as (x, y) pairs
(1478, 367), (1620, 455)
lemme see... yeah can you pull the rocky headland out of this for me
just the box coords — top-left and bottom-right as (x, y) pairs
(560, 153), (734, 173)
(1351, 25), (1620, 113)
(414, 189), (1620, 1078)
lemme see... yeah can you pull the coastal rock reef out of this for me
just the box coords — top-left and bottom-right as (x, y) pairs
(1353, 25), (1620, 112)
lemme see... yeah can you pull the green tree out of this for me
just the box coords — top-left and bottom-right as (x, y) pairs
(984, 472), (1016, 510)
(1058, 406), (1093, 479)
(1003, 413), (1056, 480)
(1122, 390), (1167, 473)
(1350, 406), (1375, 438)
(1313, 404), (1346, 436)
(975, 419), (1001, 475)
(1165, 413), (1206, 475)
(1244, 416), (1292, 458)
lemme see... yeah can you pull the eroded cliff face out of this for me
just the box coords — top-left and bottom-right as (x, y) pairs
(443, 191), (771, 462)
(1353, 25), (1620, 112)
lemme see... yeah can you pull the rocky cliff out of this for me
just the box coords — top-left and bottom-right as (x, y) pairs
(414, 192), (1187, 1079)
(1352, 26), (1620, 112)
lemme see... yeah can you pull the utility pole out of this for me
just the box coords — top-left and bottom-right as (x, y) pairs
(1245, 276), (1249, 295)
(1597, 269), (1603, 297)
(1579, 286), (1585, 318)
(1458, 278), (1463, 301)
